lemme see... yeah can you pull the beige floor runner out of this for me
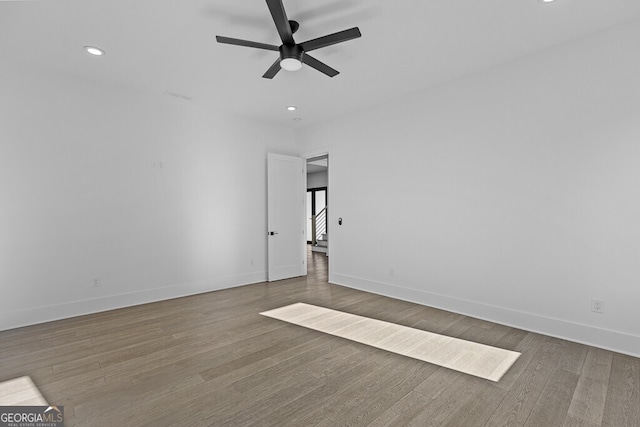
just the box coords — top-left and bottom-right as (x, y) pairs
(0, 376), (48, 406)
(261, 303), (520, 382)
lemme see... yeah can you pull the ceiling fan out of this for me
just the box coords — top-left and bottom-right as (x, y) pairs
(216, 0), (362, 79)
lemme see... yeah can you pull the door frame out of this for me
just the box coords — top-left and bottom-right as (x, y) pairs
(301, 146), (333, 281)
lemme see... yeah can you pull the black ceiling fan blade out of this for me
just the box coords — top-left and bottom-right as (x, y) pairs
(302, 54), (339, 77)
(262, 58), (282, 79)
(265, 0), (295, 45)
(216, 36), (279, 51)
(300, 27), (361, 52)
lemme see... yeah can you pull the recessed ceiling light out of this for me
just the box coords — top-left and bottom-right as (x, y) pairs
(286, 106), (297, 111)
(539, 0), (556, 3)
(293, 118), (302, 121)
(84, 46), (105, 56)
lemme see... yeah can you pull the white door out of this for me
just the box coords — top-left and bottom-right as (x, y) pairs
(267, 153), (306, 281)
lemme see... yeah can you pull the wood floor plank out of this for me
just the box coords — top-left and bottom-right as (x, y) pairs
(557, 341), (590, 375)
(196, 350), (377, 427)
(494, 331), (547, 391)
(485, 338), (566, 426)
(320, 357), (436, 425)
(567, 348), (613, 425)
(368, 388), (434, 427)
(524, 368), (579, 427)
(437, 379), (508, 427)
(259, 356), (392, 427)
(406, 374), (484, 426)
(249, 369), (377, 425)
(601, 354), (640, 427)
(563, 414), (601, 427)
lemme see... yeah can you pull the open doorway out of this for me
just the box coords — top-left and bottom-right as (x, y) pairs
(306, 155), (328, 256)
(306, 154), (329, 283)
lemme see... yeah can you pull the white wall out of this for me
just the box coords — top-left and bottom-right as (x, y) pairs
(0, 64), (296, 330)
(307, 171), (328, 189)
(296, 20), (640, 357)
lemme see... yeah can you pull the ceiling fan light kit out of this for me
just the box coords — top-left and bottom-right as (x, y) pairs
(280, 58), (302, 71)
(216, 0), (361, 79)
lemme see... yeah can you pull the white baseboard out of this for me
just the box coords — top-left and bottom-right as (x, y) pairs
(0, 271), (267, 332)
(331, 273), (640, 358)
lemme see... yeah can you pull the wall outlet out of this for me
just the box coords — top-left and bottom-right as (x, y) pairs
(591, 299), (604, 314)
(93, 277), (101, 288)
(389, 268), (394, 277)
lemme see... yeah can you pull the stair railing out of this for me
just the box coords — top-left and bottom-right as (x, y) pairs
(312, 207), (327, 245)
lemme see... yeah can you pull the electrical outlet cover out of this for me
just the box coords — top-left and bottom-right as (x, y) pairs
(591, 299), (604, 313)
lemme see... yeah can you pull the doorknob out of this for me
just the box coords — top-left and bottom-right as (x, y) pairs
(269, 231), (279, 236)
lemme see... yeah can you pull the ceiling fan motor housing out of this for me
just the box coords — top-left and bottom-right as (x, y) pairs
(280, 44), (304, 62)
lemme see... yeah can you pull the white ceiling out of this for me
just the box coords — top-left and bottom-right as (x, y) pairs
(2, 0), (640, 128)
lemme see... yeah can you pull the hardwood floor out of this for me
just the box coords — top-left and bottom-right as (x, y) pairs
(1, 249), (638, 426)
